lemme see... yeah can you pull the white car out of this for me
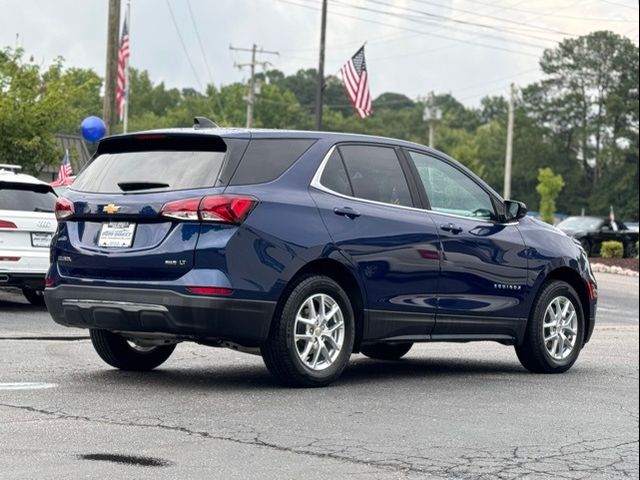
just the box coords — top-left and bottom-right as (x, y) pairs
(0, 165), (57, 305)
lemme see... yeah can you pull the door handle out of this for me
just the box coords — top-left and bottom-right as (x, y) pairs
(440, 223), (463, 234)
(333, 207), (361, 219)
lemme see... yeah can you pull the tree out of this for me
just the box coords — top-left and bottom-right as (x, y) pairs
(0, 47), (98, 174)
(537, 168), (565, 224)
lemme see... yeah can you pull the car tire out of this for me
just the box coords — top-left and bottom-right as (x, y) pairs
(361, 342), (413, 360)
(515, 280), (584, 374)
(90, 329), (176, 371)
(22, 288), (46, 307)
(261, 275), (355, 387)
(579, 238), (591, 257)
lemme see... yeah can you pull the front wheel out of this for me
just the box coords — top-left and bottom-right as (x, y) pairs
(515, 281), (584, 373)
(361, 342), (413, 360)
(261, 275), (355, 387)
(90, 329), (176, 371)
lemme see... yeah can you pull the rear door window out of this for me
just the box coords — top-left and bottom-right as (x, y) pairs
(338, 145), (413, 207)
(0, 182), (57, 212)
(229, 139), (316, 185)
(319, 149), (353, 196)
(71, 150), (226, 194)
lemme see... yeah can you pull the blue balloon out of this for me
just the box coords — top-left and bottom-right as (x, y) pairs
(80, 116), (106, 142)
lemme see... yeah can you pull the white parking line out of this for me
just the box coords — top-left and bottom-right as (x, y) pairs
(0, 382), (58, 391)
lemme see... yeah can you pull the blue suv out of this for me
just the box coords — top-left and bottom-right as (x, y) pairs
(45, 121), (597, 387)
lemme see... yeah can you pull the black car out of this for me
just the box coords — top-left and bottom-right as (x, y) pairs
(557, 216), (639, 257)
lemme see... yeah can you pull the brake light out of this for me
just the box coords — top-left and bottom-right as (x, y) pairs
(55, 197), (75, 221)
(587, 281), (598, 301)
(159, 198), (200, 221)
(0, 220), (17, 229)
(187, 286), (233, 296)
(199, 195), (257, 224)
(161, 195), (257, 224)
(45, 277), (54, 287)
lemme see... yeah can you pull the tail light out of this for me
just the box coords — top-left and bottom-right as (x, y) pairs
(55, 197), (75, 221)
(0, 220), (17, 229)
(161, 195), (257, 224)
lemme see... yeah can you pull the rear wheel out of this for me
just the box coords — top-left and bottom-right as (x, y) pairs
(515, 281), (584, 373)
(361, 342), (413, 360)
(261, 275), (355, 387)
(90, 329), (176, 371)
(22, 288), (45, 307)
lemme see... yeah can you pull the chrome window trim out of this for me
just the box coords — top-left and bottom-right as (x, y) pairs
(310, 144), (519, 226)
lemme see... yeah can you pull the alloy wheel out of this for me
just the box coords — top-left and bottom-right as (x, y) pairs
(293, 293), (345, 371)
(542, 296), (578, 361)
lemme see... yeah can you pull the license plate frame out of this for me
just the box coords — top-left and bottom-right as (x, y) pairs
(31, 232), (53, 248)
(98, 222), (136, 248)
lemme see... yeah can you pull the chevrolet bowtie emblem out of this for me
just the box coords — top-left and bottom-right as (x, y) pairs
(103, 204), (121, 214)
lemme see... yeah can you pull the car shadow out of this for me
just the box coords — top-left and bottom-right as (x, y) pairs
(0, 294), (46, 312)
(82, 355), (528, 393)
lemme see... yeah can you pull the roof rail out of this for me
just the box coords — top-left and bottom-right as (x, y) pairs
(0, 164), (22, 172)
(193, 116), (220, 129)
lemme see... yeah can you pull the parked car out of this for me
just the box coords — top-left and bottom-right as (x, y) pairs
(45, 123), (598, 387)
(557, 216), (639, 257)
(0, 164), (57, 305)
(624, 221), (639, 233)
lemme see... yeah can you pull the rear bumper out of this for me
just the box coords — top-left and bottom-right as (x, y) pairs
(44, 285), (276, 347)
(0, 272), (45, 290)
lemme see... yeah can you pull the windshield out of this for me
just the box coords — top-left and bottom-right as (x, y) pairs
(557, 217), (602, 230)
(0, 182), (57, 212)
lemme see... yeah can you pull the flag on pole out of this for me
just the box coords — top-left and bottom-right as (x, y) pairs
(116, 9), (130, 122)
(340, 45), (373, 119)
(50, 150), (73, 187)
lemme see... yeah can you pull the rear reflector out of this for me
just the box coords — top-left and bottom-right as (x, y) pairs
(45, 278), (54, 287)
(187, 286), (233, 296)
(0, 220), (17, 229)
(587, 281), (597, 301)
(55, 197), (75, 221)
(0, 256), (20, 262)
(161, 195), (257, 224)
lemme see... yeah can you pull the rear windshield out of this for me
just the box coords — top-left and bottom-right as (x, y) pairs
(0, 182), (57, 212)
(71, 150), (226, 194)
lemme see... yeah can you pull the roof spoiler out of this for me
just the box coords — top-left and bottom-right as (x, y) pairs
(0, 164), (22, 172)
(193, 116), (219, 129)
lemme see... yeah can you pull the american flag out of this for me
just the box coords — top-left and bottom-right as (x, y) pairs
(50, 151), (73, 187)
(340, 46), (373, 119)
(116, 12), (130, 121)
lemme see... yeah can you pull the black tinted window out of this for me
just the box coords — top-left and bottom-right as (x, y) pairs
(320, 150), (353, 196)
(230, 139), (316, 185)
(0, 183), (57, 212)
(339, 145), (413, 207)
(72, 151), (226, 193)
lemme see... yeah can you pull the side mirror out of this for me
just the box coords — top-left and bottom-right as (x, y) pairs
(503, 200), (527, 222)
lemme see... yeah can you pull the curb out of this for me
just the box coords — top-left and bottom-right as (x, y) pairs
(591, 263), (639, 277)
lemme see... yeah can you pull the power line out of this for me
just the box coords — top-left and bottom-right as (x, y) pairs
(277, 0), (540, 57)
(363, 0), (574, 38)
(331, 0), (558, 48)
(451, 0), (639, 22)
(165, 0), (203, 91)
(185, 0), (226, 122)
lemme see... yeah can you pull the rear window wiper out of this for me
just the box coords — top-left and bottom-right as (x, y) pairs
(117, 181), (170, 192)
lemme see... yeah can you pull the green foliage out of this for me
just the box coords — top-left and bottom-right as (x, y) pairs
(536, 168), (565, 224)
(0, 47), (100, 174)
(600, 241), (624, 259)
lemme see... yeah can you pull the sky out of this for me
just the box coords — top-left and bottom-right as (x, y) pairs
(1, 0), (638, 106)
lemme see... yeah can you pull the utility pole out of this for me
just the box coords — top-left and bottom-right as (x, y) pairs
(230, 44), (279, 128)
(315, 0), (328, 131)
(503, 83), (516, 200)
(422, 92), (442, 148)
(103, 0), (121, 136)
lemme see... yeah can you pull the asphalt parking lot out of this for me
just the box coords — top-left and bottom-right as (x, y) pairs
(0, 272), (638, 479)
